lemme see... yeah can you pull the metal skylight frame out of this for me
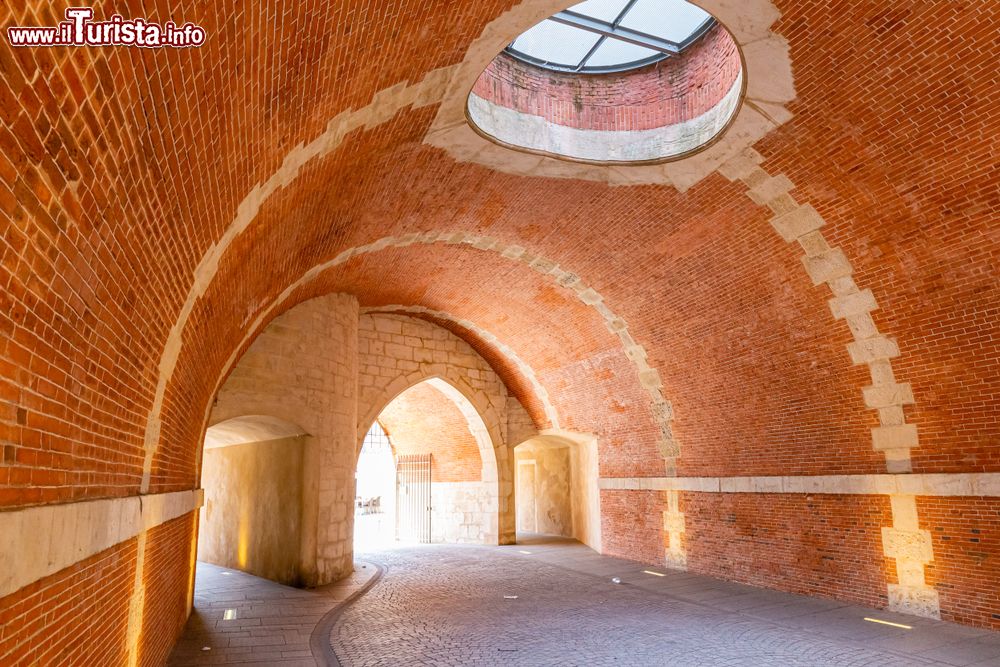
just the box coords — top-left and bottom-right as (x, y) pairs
(505, 0), (715, 74)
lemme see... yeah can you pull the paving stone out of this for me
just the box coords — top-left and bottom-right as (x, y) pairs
(331, 541), (996, 667)
(171, 541), (997, 666)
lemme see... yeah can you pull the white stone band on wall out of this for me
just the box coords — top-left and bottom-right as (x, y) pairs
(0, 489), (204, 600)
(599, 473), (1000, 496)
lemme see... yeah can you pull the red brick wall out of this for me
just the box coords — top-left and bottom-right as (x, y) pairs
(471, 23), (740, 131)
(762, 0), (1000, 475)
(599, 489), (665, 566)
(919, 497), (1000, 629)
(0, 539), (136, 666)
(684, 493), (893, 609)
(138, 513), (198, 666)
(378, 382), (483, 483)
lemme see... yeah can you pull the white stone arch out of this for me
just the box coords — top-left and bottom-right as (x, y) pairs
(141, 0), (795, 491)
(358, 369), (514, 545)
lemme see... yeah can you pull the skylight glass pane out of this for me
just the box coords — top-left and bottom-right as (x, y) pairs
(566, 0), (630, 23)
(585, 38), (660, 68)
(620, 0), (710, 43)
(511, 20), (601, 67)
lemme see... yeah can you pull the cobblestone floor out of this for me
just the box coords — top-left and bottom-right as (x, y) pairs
(331, 538), (1000, 667)
(167, 562), (375, 666)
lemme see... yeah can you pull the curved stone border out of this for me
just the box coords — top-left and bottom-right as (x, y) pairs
(425, 0), (793, 191)
(143, 0), (795, 491)
(716, 147), (939, 618)
(191, 234), (678, 496)
(139, 67), (458, 494)
(363, 305), (560, 428)
(310, 560), (386, 667)
(132, 0), (794, 631)
(717, 148), (923, 474)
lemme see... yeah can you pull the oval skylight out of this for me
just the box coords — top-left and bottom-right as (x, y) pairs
(506, 0), (714, 74)
(468, 1), (744, 164)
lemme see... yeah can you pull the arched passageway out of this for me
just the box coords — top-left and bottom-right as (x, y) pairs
(356, 377), (502, 548)
(2, 0), (999, 664)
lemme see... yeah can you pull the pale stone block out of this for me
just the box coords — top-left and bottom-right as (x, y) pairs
(471, 236), (497, 251)
(651, 400), (675, 422)
(878, 403), (906, 424)
(529, 257), (557, 274)
(972, 473), (1000, 498)
(0, 509), (24, 596)
(895, 560), (927, 587)
(882, 527), (933, 563)
(625, 345), (647, 363)
(385, 343), (412, 360)
(605, 317), (628, 333)
(846, 313), (879, 340)
(847, 336), (900, 364)
(664, 548), (688, 570)
(890, 495), (920, 531)
(556, 272), (581, 288)
(829, 289), (877, 320)
(666, 490), (680, 513)
(801, 248), (853, 285)
(872, 424), (918, 451)
(863, 383), (915, 409)
(742, 35), (796, 104)
(797, 231), (830, 257)
(742, 166), (771, 189)
(655, 435), (679, 458)
(593, 302), (615, 322)
(771, 204), (825, 242)
(827, 275), (858, 297)
(751, 99), (795, 126)
(868, 359), (897, 386)
(664, 512), (686, 534)
(885, 453), (913, 474)
(887, 584), (941, 619)
(717, 148), (763, 181)
(374, 318), (402, 335)
(578, 288), (603, 305)
(639, 369), (662, 389)
(748, 174), (794, 206)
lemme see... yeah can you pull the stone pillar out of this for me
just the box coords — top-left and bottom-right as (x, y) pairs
(313, 293), (359, 582)
(210, 293), (360, 586)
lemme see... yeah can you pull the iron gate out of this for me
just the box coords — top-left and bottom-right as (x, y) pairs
(395, 454), (432, 543)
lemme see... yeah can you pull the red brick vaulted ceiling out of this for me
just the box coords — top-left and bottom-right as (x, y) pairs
(1, 1), (998, 505)
(1, 2), (999, 661)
